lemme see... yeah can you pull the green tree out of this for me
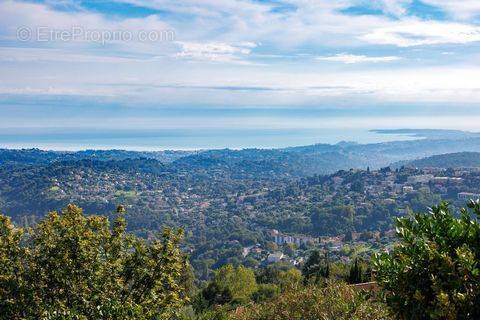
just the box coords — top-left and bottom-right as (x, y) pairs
(302, 250), (330, 284)
(348, 258), (364, 284)
(213, 264), (258, 304)
(0, 204), (188, 320)
(374, 201), (480, 319)
(251, 283), (280, 303)
(344, 230), (353, 242)
(196, 264), (258, 312)
(277, 268), (302, 291)
(255, 266), (302, 291)
(0, 214), (28, 318)
(199, 282), (233, 309)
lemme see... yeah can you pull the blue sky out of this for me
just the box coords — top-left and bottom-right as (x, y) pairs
(1, 0), (480, 132)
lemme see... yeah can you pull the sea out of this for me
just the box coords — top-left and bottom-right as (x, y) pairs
(0, 127), (419, 151)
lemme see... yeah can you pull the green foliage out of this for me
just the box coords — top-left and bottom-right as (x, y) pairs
(311, 205), (355, 236)
(0, 151), (457, 280)
(197, 281), (232, 311)
(230, 282), (392, 320)
(0, 214), (27, 318)
(302, 250), (330, 284)
(0, 204), (188, 320)
(281, 243), (296, 257)
(408, 152), (480, 169)
(197, 264), (258, 310)
(215, 265), (258, 303)
(277, 268), (302, 290)
(255, 265), (302, 293)
(251, 284), (280, 303)
(374, 201), (480, 319)
(348, 258), (367, 284)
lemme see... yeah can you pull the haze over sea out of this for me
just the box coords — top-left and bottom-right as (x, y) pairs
(0, 127), (422, 151)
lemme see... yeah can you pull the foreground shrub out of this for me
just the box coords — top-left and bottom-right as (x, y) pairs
(0, 204), (187, 320)
(195, 264), (258, 311)
(375, 201), (480, 319)
(230, 282), (391, 320)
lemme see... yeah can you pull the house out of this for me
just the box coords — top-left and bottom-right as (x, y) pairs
(433, 177), (463, 185)
(270, 229), (318, 246)
(267, 252), (284, 263)
(433, 177), (449, 185)
(458, 192), (480, 201)
(407, 174), (434, 184)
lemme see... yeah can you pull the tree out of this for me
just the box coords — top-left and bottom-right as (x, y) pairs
(0, 214), (27, 318)
(344, 230), (353, 242)
(374, 201), (480, 319)
(351, 180), (364, 193)
(251, 284), (280, 303)
(213, 264), (258, 304)
(348, 258), (364, 284)
(277, 268), (302, 290)
(199, 281), (233, 308)
(255, 266), (302, 292)
(0, 204), (188, 320)
(197, 264), (258, 311)
(302, 250), (330, 284)
(282, 243), (296, 257)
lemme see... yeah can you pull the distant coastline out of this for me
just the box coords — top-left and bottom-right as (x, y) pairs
(371, 129), (480, 140)
(0, 127), (425, 152)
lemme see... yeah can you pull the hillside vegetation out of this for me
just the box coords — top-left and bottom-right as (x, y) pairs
(3, 201), (480, 319)
(404, 152), (480, 168)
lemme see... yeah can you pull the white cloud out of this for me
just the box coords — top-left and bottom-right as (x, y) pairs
(1, 0), (480, 109)
(0, 47), (141, 63)
(353, 0), (412, 17)
(0, 1), (174, 53)
(381, 0), (411, 16)
(361, 20), (480, 47)
(175, 41), (257, 63)
(421, 0), (480, 20)
(316, 53), (401, 64)
(0, 86), (111, 96)
(108, 0), (390, 48)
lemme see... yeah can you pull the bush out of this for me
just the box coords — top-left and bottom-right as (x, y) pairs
(374, 201), (480, 319)
(230, 282), (391, 320)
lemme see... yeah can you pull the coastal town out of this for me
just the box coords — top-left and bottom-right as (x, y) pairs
(3, 152), (480, 278)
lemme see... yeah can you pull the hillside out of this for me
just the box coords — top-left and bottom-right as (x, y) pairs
(3, 130), (480, 279)
(400, 152), (480, 169)
(3, 130), (480, 177)
(3, 153), (480, 279)
(0, 148), (195, 166)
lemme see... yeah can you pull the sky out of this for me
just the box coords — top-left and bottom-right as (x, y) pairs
(1, 0), (480, 134)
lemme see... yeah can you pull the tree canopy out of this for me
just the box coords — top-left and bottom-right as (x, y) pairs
(0, 204), (188, 320)
(375, 201), (480, 319)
